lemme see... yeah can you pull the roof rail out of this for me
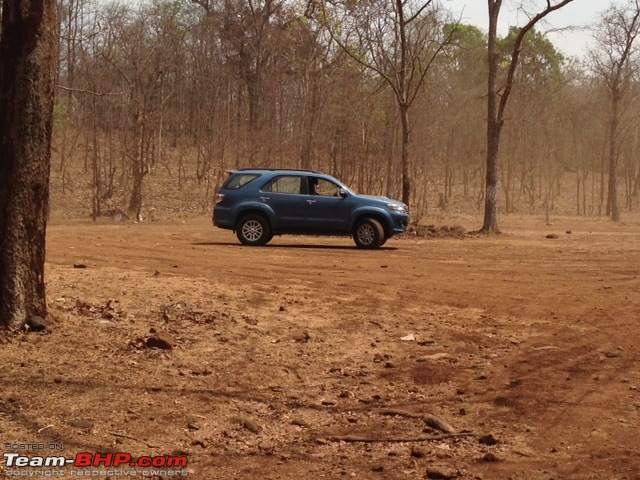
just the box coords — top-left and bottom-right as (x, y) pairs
(234, 168), (323, 174)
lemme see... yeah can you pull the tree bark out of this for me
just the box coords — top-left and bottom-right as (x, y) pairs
(0, 0), (58, 327)
(482, 0), (501, 233)
(399, 102), (411, 206)
(128, 109), (146, 220)
(606, 90), (621, 221)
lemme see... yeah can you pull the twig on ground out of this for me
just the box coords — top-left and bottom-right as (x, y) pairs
(110, 432), (160, 449)
(318, 432), (476, 443)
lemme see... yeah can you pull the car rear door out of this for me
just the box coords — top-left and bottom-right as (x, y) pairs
(259, 175), (307, 231)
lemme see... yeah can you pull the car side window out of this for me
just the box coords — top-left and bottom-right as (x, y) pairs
(262, 176), (303, 194)
(222, 174), (259, 190)
(309, 178), (340, 197)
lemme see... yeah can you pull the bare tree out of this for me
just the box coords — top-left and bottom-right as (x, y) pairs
(0, 0), (58, 327)
(320, 0), (452, 206)
(591, 0), (640, 222)
(481, 0), (575, 233)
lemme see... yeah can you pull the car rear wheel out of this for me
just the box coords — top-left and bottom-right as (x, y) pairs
(353, 218), (384, 249)
(236, 214), (271, 246)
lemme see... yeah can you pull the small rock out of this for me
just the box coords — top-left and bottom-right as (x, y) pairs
(146, 332), (175, 350)
(291, 418), (309, 427)
(291, 330), (310, 343)
(68, 419), (93, 430)
(425, 464), (458, 479)
(279, 306), (286, 312)
(73, 263), (87, 269)
(425, 415), (455, 434)
(566, 230), (572, 234)
(411, 447), (428, 458)
(231, 416), (261, 434)
(546, 234), (559, 239)
(480, 453), (499, 462)
(188, 422), (201, 430)
(417, 353), (449, 362)
(605, 351), (623, 358)
(54, 377), (63, 384)
(478, 434), (499, 446)
(401, 334), (415, 341)
(371, 465), (384, 472)
(26, 316), (47, 332)
(258, 441), (274, 451)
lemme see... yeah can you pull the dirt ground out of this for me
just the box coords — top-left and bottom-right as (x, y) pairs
(2, 214), (640, 479)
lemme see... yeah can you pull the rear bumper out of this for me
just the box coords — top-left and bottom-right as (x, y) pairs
(213, 208), (234, 229)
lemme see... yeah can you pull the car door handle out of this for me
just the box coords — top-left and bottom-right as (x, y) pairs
(306, 199), (317, 204)
(260, 196), (270, 201)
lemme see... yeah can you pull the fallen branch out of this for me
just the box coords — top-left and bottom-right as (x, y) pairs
(378, 409), (424, 419)
(318, 432), (476, 443)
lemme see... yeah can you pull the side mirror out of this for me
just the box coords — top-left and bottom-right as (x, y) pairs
(338, 188), (348, 198)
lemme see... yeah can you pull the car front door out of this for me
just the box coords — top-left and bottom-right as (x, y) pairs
(303, 177), (351, 232)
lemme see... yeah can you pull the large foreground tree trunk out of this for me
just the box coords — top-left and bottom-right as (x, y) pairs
(0, 0), (58, 327)
(481, 0), (502, 233)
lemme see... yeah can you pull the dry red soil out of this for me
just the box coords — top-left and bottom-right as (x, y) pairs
(2, 215), (640, 479)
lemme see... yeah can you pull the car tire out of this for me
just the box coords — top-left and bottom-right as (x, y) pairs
(353, 218), (384, 249)
(236, 214), (271, 246)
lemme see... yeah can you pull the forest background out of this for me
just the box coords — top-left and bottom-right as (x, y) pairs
(40, 0), (640, 225)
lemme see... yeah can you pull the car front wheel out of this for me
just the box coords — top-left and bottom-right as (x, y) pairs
(236, 214), (271, 246)
(353, 218), (384, 249)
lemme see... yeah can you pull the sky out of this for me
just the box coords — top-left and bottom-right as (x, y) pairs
(442, 0), (608, 60)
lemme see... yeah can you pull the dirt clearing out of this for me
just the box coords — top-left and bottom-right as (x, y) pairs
(1, 215), (639, 479)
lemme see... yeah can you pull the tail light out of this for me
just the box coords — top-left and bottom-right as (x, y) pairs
(215, 193), (225, 204)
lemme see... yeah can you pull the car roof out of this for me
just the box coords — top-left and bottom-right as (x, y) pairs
(229, 168), (322, 176)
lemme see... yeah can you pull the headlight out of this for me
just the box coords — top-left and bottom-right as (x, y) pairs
(387, 203), (406, 213)
(215, 193), (225, 204)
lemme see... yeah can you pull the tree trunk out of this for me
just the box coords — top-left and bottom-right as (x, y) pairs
(0, 0), (57, 327)
(128, 110), (146, 221)
(400, 102), (411, 206)
(481, 0), (501, 233)
(607, 90), (621, 221)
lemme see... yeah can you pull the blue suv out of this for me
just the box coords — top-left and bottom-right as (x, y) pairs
(213, 169), (409, 248)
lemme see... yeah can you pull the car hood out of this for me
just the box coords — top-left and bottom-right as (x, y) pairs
(358, 194), (406, 207)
